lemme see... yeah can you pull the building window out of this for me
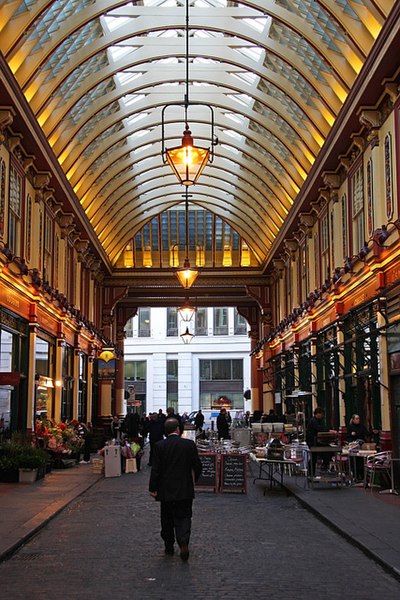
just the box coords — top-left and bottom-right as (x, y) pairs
(341, 194), (347, 262)
(0, 158), (5, 237)
(199, 358), (244, 410)
(351, 163), (364, 255)
(125, 360), (146, 381)
(234, 310), (247, 335)
(320, 212), (330, 281)
(138, 308), (151, 337)
(124, 318), (133, 338)
(44, 211), (53, 282)
(213, 308), (228, 335)
(366, 158), (374, 238)
(167, 308), (178, 336)
(25, 194), (32, 262)
(385, 133), (393, 220)
(195, 308), (208, 336)
(8, 164), (22, 255)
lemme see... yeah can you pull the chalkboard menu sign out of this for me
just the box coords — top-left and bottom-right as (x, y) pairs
(220, 454), (247, 493)
(195, 453), (218, 492)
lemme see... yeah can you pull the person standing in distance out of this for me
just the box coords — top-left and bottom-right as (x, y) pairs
(149, 417), (202, 561)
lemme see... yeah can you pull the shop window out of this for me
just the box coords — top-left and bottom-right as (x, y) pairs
(35, 337), (55, 419)
(78, 353), (88, 423)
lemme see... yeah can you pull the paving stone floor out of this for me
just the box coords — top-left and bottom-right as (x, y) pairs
(1, 461), (400, 600)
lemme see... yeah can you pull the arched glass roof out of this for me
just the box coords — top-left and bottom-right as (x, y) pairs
(0, 0), (394, 268)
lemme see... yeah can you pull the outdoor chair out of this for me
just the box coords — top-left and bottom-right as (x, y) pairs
(364, 451), (392, 490)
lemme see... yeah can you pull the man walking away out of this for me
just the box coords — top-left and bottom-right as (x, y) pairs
(149, 417), (202, 561)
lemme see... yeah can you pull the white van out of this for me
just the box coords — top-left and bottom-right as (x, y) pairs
(187, 409), (220, 430)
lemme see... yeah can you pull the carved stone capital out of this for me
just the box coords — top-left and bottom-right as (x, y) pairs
(23, 156), (35, 173)
(352, 136), (364, 152)
(0, 108), (15, 132)
(339, 156), (351, 172)
(322, 172), (340, 190)
(359, 109), (381, 130)
(284, 239), (298, 261)
(384, 82), (399, 104)
(272, 258), (285, 278)
(33, 172), (51, 190)
(298, 213), (315, 236)
(9, 134), (22, 153)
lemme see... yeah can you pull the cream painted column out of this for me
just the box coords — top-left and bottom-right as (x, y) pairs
(100, 381), (113, 418)
(27, 323), (37, 433)
(86, 357), (93, 425)
(310, 335), (318, 412)
(377, 311), (391, 431)
(336, 325), (346, 427)
(73, 349), (80, 420)
(54, 339), (64, 420)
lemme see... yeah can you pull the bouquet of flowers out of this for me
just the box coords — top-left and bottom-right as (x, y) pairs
(35, 418), (84, 455)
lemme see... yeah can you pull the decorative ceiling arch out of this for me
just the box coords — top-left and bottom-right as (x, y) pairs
(0, 0), (395, 272)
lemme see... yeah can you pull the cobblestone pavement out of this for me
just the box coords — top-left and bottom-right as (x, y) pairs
(1, 462), (400, 600)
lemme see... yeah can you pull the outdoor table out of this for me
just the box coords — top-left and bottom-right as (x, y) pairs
(250, 453), (296, 492)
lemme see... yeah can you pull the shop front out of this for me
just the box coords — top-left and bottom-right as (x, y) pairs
(0, 308), (28, 436)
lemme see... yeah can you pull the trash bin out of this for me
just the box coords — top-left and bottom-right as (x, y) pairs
(104, 445), (121, 477)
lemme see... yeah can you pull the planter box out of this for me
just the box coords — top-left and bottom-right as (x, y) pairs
(19, 468), (38, 483)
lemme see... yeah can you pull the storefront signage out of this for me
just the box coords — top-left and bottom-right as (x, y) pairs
(195, 453), (218, 492)
(0, 371), (21, 385)
(220, 454), (247, 493)
(98, 358), (116, 379)
(0, 286), (30, 320)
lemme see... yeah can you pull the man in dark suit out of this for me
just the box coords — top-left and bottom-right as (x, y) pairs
(149, 417), (202, 561)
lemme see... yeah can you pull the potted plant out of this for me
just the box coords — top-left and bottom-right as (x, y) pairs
(18, 446), (48, 483)
(0, 445), (20, 483)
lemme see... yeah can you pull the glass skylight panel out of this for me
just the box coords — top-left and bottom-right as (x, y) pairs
(143, 0), (177, 6)
(224, 112), (245, 125)
(135, 144), (153, 154)
(275, 0), (346, 52)
(223, 129), (244, 143)
(233, 46), (264, 63)
(148, 29), (180, 38)
(76, 102), (120, 144)
(231, 71), (258, 86)
(227, 93), (252, 107)
(123, 94), (146, 106)
(83, 123), (123, 159)
(109, 45), (135, 61)
(220, 144), (240, 155)
(116, 71), (144, 86)
(242, 18), (270, 33)
(129, 129), (152, 139)
(89, 140), (127, 173)
(11, 0), (36, 17)
(125, 112), (150, 127)
(64, 78), (114, 124)
(263, 56), (319, 107)
(103, 14), (132, 33)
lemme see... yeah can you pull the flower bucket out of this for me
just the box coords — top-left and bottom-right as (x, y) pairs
(19, 468), (38, 483)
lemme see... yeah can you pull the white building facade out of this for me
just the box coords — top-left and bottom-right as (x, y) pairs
(123, 307), (251, 417)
